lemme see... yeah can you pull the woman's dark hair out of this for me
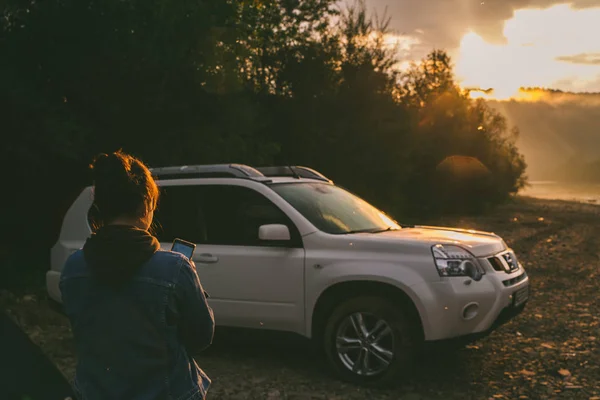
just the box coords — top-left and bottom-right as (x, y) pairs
(90, 150), (159, 224)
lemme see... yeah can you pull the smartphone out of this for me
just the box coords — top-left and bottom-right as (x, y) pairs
(171, 239), (209, 299)
(171, 238), (196, 260)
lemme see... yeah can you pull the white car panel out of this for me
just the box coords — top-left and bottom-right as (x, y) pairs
(48, 170), (529, 346)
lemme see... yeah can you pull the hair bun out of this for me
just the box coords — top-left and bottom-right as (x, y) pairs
(91, 151), (129, 184)
(88, 150), (159, 224)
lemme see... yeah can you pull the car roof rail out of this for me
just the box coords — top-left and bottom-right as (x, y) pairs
(150, 164), (265, 180)
(255, 166), (332, 183)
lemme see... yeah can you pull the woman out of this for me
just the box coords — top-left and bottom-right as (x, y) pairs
(60, 150), (214, 400)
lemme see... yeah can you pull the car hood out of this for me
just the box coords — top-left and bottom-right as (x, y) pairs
(359, 225), (506, 257)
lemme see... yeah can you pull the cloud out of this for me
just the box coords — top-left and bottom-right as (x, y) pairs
(571, 0), (600, 7)
(362, 0), (600, 58)
(356, 1), (600, 93)
(451, 4), (600, 96)
(556, 52), (600, 65)
(552, 74), (600, 92)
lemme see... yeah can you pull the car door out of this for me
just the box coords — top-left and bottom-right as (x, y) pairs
(153, 183), (306, 334)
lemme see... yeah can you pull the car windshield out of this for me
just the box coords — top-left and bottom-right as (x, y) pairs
(271, 182), (401, 234)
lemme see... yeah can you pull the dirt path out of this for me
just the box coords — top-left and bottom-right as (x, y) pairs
(2, 197), (599, 399)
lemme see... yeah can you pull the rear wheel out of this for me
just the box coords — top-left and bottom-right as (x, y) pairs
(323, 296), (416, 386)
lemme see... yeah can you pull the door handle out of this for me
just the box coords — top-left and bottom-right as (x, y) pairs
(195, 253), (219, 264)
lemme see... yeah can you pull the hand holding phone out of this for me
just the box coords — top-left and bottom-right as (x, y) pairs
(171, 239), (209, 298)
(171, 238), (196, 260)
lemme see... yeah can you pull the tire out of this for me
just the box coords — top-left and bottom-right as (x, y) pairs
(323, 296), (416, 386)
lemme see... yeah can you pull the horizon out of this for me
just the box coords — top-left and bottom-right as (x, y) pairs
(365, 1), (600, 99)
(468, 86), (600, 100)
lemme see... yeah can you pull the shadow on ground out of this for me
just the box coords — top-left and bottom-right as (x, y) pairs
(203, 326), (481, 388)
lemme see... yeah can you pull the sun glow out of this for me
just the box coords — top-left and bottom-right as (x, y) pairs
(368, 32), (421, 54)
(456, 4), (600, 100)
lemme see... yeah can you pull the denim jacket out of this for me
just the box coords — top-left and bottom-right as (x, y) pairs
(60, 250), (214, 400)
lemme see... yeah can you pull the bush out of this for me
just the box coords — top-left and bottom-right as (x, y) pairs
(0, 0), (526, 286)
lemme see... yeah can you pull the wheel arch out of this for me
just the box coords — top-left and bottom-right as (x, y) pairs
(310, 280), (425, 343)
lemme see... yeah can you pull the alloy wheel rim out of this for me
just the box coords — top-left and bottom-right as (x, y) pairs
(335, 312), (395, 376)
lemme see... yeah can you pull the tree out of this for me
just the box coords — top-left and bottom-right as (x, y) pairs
(0, 0), (527, 288)
(397, 51), (527, 214)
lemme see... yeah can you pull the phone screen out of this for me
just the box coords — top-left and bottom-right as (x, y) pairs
(171, 240), (195, 260)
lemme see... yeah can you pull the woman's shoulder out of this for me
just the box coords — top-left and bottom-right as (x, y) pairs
(140, 250), (195, 283)
(61, 250), (88, 279)
(150, 250), (192, 266)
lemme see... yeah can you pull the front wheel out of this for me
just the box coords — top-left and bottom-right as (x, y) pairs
(323, 296), (417, 386)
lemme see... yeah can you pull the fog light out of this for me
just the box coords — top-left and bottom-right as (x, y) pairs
(463, 261), (483, 281)
(462, 303), (479, 320)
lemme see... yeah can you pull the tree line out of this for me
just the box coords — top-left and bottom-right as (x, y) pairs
(0, 0), (526, 286)
(487, 88), (600, 182)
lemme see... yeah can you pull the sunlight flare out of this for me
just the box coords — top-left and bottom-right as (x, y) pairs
(456, 4), (600, 99)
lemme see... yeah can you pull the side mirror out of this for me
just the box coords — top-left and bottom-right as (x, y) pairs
(258, 224), (291, 241)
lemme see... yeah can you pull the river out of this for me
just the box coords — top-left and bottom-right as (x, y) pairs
(519, 181), (600, 204)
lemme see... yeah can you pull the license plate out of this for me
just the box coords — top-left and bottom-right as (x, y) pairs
(513, 286), (529, 307)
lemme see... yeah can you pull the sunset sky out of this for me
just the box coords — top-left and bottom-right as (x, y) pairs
(365, 0), (600, 99)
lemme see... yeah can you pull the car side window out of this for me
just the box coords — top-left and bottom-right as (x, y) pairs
(87, 203), (101, 233)
(199, 185), (301, 247)
(153, 185), (208, 244)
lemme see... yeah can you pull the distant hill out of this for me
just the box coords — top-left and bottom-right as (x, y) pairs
(483, 88), (600, 182)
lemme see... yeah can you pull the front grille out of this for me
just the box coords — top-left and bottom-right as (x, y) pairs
(502, 271), (527, 287)
(488, 257), (505, 272)
(488, 251), (520, 273)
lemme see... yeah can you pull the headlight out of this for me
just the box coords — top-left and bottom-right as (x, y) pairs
(431, 244), (485, 281)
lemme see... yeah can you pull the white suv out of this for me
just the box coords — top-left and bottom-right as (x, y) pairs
(47, 164), (530, 384)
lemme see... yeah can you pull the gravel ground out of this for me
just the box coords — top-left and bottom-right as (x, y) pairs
(2, 197), (599, 400)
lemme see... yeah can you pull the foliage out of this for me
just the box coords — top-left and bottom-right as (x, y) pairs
(0, 0), (527, 279)
(397, 51), (527, 214)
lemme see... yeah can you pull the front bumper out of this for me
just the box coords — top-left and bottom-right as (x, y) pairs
(428, 301), (527, 347)
(412, 264), (530, 341)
